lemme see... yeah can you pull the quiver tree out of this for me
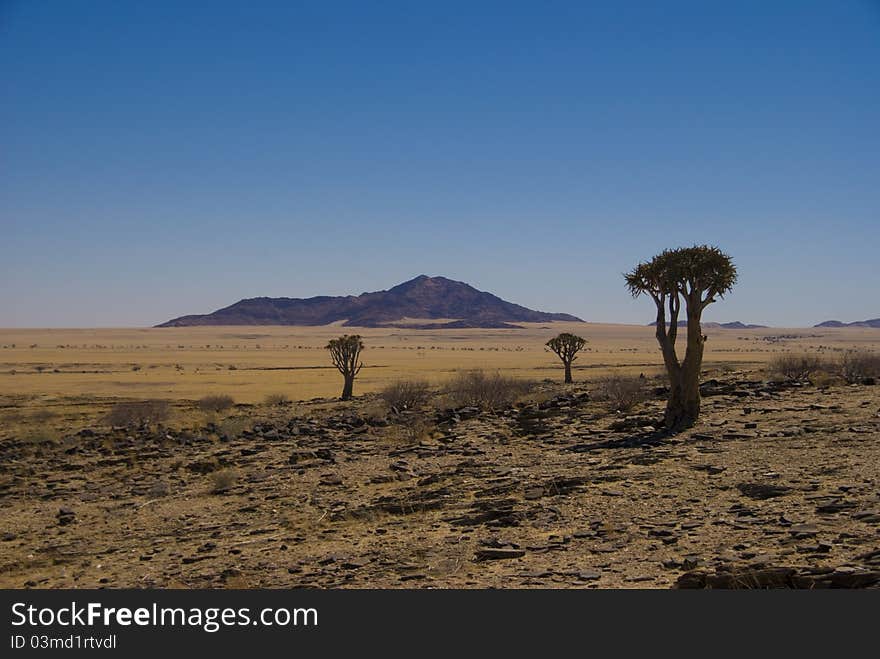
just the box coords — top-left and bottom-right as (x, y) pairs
(326, 334), (364, 400)
(546, 333), (587, 383)
(625, 245), (737, 430)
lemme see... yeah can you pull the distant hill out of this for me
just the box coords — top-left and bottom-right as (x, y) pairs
(648, 320), (768, 329)
(815, 318), (880, 328)
(157, 275), (583, 329)
(714, 321), (769, 330)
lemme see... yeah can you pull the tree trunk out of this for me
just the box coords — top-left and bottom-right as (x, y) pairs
(341, 374), (354, 400)
(664, 366), (701, 430)
(664, 308), (705, 430)
(563, 362), (572, 384)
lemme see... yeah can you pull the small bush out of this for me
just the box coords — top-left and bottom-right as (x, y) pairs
(810, 371), (842, 389)
(380, 379), (432, 410)
(388, 412), (433, 444)
(210, 469), (237, 494)
(264, 393), (291, 407)
(713, 362), (737, 375)
(360, 401), (389, 424)
(840, 351), (880, 384)
(104, 400), (170, 427)
(197, 395), (235, 413)
(444, 370), (532, 410)
(768, 354), (825, 381)
(1, 410), (23, 424)
(218, 416), (250, 438)
(20, 429), (57, 445)
(148, 480), (171, 497)
(595, 375), (647, 412)
(30, 409), (57, 424)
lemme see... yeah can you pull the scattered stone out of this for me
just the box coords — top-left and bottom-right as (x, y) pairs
(692, 464), (726, 475)
(788, 524), (819, 537)
(4, 369), (879, 589)
(816, 499), (856, 514)
(737, 483), (792, 500)
(852, 510), (880, 523)
(474, 548), (526, 561)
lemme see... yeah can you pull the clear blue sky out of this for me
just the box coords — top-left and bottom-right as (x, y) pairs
(2, 1), (878, 327)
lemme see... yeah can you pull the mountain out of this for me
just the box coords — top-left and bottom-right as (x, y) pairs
(815, 318), (880, 328)
(716, 321), (769, 330)
(648, 320), (768, 329)
(157, 275), (583, 329)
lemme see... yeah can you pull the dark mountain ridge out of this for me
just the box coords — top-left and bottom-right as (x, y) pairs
(157, 275), (583, 329)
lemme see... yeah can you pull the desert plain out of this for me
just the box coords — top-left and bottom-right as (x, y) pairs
(0, 322), (878, 588)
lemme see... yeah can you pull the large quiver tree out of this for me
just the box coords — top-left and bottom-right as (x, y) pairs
(625, 245), (737, 430)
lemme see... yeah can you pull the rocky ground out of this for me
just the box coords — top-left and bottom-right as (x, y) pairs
(1, 372), (878, 589)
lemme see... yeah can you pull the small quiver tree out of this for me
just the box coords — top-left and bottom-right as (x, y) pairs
(546, 333), (587, 384)
(326, 334), (364, 400)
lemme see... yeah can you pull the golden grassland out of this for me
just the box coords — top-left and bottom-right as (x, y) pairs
(1, 322), (878, 407)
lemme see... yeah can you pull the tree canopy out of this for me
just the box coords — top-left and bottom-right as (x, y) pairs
(546, 333), (587, 362)
(624, 244), (737, 310)
(326, 335), (364, 375)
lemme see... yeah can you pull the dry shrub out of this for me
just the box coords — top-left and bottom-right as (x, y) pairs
(444, 370), (533, 410)
(148, 480), (171, 497)
(360, 401), (388, 424)
(197, 395), (235, 413)
(810, 371), (842, 389)
(840, 351), (880, 384)
(30, 409), (57, 424)
(386, 412), (433, 444)
(768, 354), (825, 381)
(1, 410), (24, 424)
(595, 375), (647, 412)
(104, 400), (170, 427)
(20, 428), (58, 445)
(380, 379), (432, 410)
(519, 388), (555, 407)
(264, 393), (291, 407)
(218, 416), (250, 438)
(210, 469), (237, 494)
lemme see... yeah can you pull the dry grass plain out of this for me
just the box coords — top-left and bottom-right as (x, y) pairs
(2, 321), (877, 450)
(2, 322), (878, 407)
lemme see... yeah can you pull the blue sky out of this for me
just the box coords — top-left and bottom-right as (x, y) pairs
(2, 1), (878, 327)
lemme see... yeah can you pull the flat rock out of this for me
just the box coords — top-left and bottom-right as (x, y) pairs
(474, 548), (526, 561)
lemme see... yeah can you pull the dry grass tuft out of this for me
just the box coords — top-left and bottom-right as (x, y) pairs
(104, 400), (170, 427)
(444, 370), (533, 410)
(264, 393), (292, 407)
(380, 379), (432, 410)
(767, 354), (825, 382)
(210, 469), (238, 494)
(840, 351), (880, 384)
(197, 395), (235, 413)
(594, 375), (647, 412)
